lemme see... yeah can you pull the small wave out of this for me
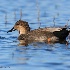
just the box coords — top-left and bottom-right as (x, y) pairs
(0, 36), (5, 39)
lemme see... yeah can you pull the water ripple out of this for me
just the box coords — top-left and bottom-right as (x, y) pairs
(0, 0), (70, 70)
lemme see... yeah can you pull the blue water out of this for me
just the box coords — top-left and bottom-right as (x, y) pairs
(0, 0), (70, 70)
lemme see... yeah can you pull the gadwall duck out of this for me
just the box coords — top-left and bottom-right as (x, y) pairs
(7, 20), (70, 45)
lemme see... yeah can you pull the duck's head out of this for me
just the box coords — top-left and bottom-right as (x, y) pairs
(7, 20), (30, 35)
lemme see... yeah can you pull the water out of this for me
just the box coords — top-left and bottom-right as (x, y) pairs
(0, 0), (70, 70)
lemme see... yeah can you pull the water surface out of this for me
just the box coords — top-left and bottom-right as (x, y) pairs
(0, 0), (70, 70)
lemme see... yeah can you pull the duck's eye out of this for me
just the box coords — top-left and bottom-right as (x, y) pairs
(16, 23), (19, 25)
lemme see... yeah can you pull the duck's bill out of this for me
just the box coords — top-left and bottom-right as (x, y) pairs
(7, 27), (16, 33)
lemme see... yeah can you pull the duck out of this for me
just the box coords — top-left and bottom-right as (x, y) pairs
(7, 20), (70, 45)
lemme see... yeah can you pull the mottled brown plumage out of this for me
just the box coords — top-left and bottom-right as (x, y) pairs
(18, 29), (58, 43)
(7, 20), (70, 45)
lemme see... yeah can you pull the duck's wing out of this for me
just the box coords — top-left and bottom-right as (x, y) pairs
(37, 27), (62, 32)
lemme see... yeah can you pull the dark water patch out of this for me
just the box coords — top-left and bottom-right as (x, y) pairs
(6, 36), (18, 41)
(66, 65), (70, 68)
(56, 69), (65, 70)
(15, 45), (54, 53)
(22, 13), (29, 16)
(0, 46), (15, 49)
(9, 36), (17, 39)
(2, 63), (28, 69)
(44, 62), (64, 67)
(41, 12), (49, 17)
(44, 49), (53, 51)
(15, 47), (30, 54)
(0, 10), (7, 14)
(25, 49), (53, 52)
(0, 63), (28, 69)
(30, 22), (39, 24)
(0, 61), (9, 65)
(0, 65), (10, 68)
(15, 48), (26, 53)
(0, 30), (8, 32)
(11, 8), (19, 12)
(9, 63), (28, 66)
(0, 36), (5, 39)
(48, 62), (63, 65)
(63, 53), (70, 56)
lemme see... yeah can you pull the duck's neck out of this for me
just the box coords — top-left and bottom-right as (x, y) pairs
(19, 27), (30, 35)
(19, 29), (25, 35)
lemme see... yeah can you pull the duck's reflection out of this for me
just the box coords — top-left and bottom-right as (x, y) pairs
(18, 39), (68, 46)
(18, 40), (28, 46)
(11, 46), (30, 64)
(11, 39), (70, 65)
